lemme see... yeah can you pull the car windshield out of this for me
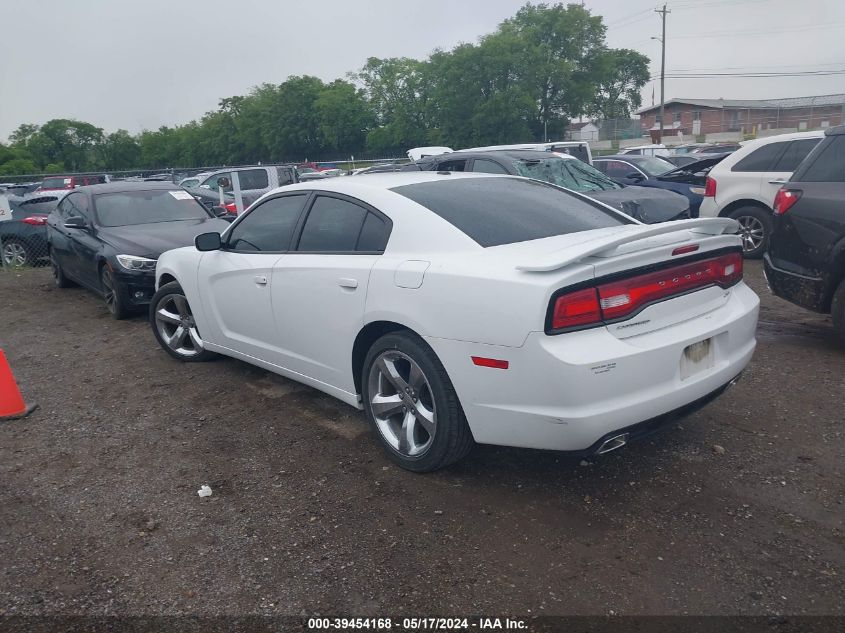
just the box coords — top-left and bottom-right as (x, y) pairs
(94, 190), (209, 227)
(392, 177), (630, 247)
(634, 157), (674, 177)
(511, 157), (621, 192)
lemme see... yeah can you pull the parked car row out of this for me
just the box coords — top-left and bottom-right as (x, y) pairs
(39, 171), (759, 472)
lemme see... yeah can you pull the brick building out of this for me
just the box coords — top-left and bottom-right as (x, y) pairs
(637, 94), (845, 138)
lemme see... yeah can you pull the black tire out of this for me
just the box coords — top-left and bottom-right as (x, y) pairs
(100, 266), (130, 320)
(50, 249), (74, 288)
(831, 279), (845, 346)
(729, 206), (772, 259)
(362, 331), (474, 472)
(149, 281), (218, 362)
(1, 238), (31, 267)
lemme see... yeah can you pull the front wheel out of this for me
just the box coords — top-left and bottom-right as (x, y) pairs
(100, 267), (129, 320)
(729, 206), (772, 259)
(362, 332), (473, 472)
(150, 281), (217, 362)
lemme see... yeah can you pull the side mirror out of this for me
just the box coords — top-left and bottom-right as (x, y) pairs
(211, 205), (230, 218)
(63, 216), (86, 229)
(626, 172), (645, 182)
(195, 232), (222, 251)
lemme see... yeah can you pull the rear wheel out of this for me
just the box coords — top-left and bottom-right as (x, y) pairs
(150, 281), (217, 362)
(831, 279), (845, 345)
(362, 332), (473, 472)
(100, 267), (129, 320)
(50, 250), (73, 288)
(729, 206), (772, 259)
(1, 239), (30, 267)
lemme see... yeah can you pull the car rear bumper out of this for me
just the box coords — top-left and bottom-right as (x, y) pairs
(426, 282), (759, 452)
(763, 254), (828, 313)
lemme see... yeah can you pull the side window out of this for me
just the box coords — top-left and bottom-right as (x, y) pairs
(202, 172), (232, 191)
(236, 169), (269, 190)
(796, 136), (845, 183)
(471, 159), (509, 174)
(601, 160), (637, 178)
(276, 167), (295, 186)
(772, 139), (822, 172)
(593, 161), (610, 174)
(356, 213), (390, 252)
(732, 142), (789, 172)
(56, 196), (73, 219)
(61, 193), (90, 219)
(297, 196), (369, 252)
(435, 158), (468, 172)
(226, 195), (306, 251)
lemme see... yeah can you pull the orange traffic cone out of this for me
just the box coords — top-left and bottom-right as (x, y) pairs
(0, 350), (37, 421)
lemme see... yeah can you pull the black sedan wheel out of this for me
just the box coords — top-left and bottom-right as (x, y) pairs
(1, 239), (31, 267)
(50, 250), (74, 288)
(100, 267), (129, 320)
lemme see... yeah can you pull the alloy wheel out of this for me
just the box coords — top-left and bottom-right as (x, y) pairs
(2, 241), (28, 267)
(736, 215), (765, 253)
(367, 351), (436, 457)
(101, 270), (117, 314)
(154, 293), (204, 358)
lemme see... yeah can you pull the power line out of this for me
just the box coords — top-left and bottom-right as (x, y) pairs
(647, 69), (845, 80)
(671, 21), (845, 38)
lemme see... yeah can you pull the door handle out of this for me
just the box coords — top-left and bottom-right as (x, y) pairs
(338, 278), (358, 289)
(254, 275), (268, 286)
(768, 178), (788, 185)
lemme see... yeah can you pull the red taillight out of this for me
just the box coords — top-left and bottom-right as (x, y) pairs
(703, 176), (717, 197)
(548, 252), (743, 332)
(551, 287), (602, 330)
(471, 356), (509, 370)
(22, 215), (47, 226)
(773, 188), (801, 215)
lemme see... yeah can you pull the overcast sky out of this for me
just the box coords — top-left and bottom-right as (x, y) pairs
(1, 0), (843, 140)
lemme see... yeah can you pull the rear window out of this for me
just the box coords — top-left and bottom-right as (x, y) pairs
(792, 135), (845, 183)
(94, 190), (209, 227)
(391, 177), (630, 248)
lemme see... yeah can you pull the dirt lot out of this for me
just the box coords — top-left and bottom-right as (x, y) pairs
(0, 261), (843, 618)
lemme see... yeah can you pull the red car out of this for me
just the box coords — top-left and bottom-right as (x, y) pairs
(37, 174), (109, 192)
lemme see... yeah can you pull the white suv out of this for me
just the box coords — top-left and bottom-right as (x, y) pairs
(698, 130), (824, 257)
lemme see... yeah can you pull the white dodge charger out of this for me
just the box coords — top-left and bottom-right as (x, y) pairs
(150, 172), (759, 472)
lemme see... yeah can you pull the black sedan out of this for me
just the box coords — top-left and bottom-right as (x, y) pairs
(0, 195), (61, 267)
(417, 150), (691, 223)
(46, 182), (230, 319)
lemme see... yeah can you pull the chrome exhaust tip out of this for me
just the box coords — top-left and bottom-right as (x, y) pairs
(596, 433), (628, 455)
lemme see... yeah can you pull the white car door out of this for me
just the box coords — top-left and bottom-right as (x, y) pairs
(198, 193), (310, 364)
(270, 194), (391, 393)
(758, 138), (822, 208)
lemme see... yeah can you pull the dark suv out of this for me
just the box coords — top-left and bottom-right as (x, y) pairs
(764, 125), (845, 340)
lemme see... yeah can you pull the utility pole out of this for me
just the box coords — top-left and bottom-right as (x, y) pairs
(654, 4), (670, 144)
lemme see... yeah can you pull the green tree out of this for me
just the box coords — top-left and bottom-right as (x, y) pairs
(591, 48), (651, 120)
(315, 80), (372, 153)
(99, 129), (141, 170)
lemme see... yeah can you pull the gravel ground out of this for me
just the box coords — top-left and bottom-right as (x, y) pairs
(0, 261), (842, 617)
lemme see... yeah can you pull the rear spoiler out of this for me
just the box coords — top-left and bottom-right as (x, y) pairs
(516, 218), (739, 272)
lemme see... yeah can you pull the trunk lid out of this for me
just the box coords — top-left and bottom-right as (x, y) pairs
(514, 218), (743, 339)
